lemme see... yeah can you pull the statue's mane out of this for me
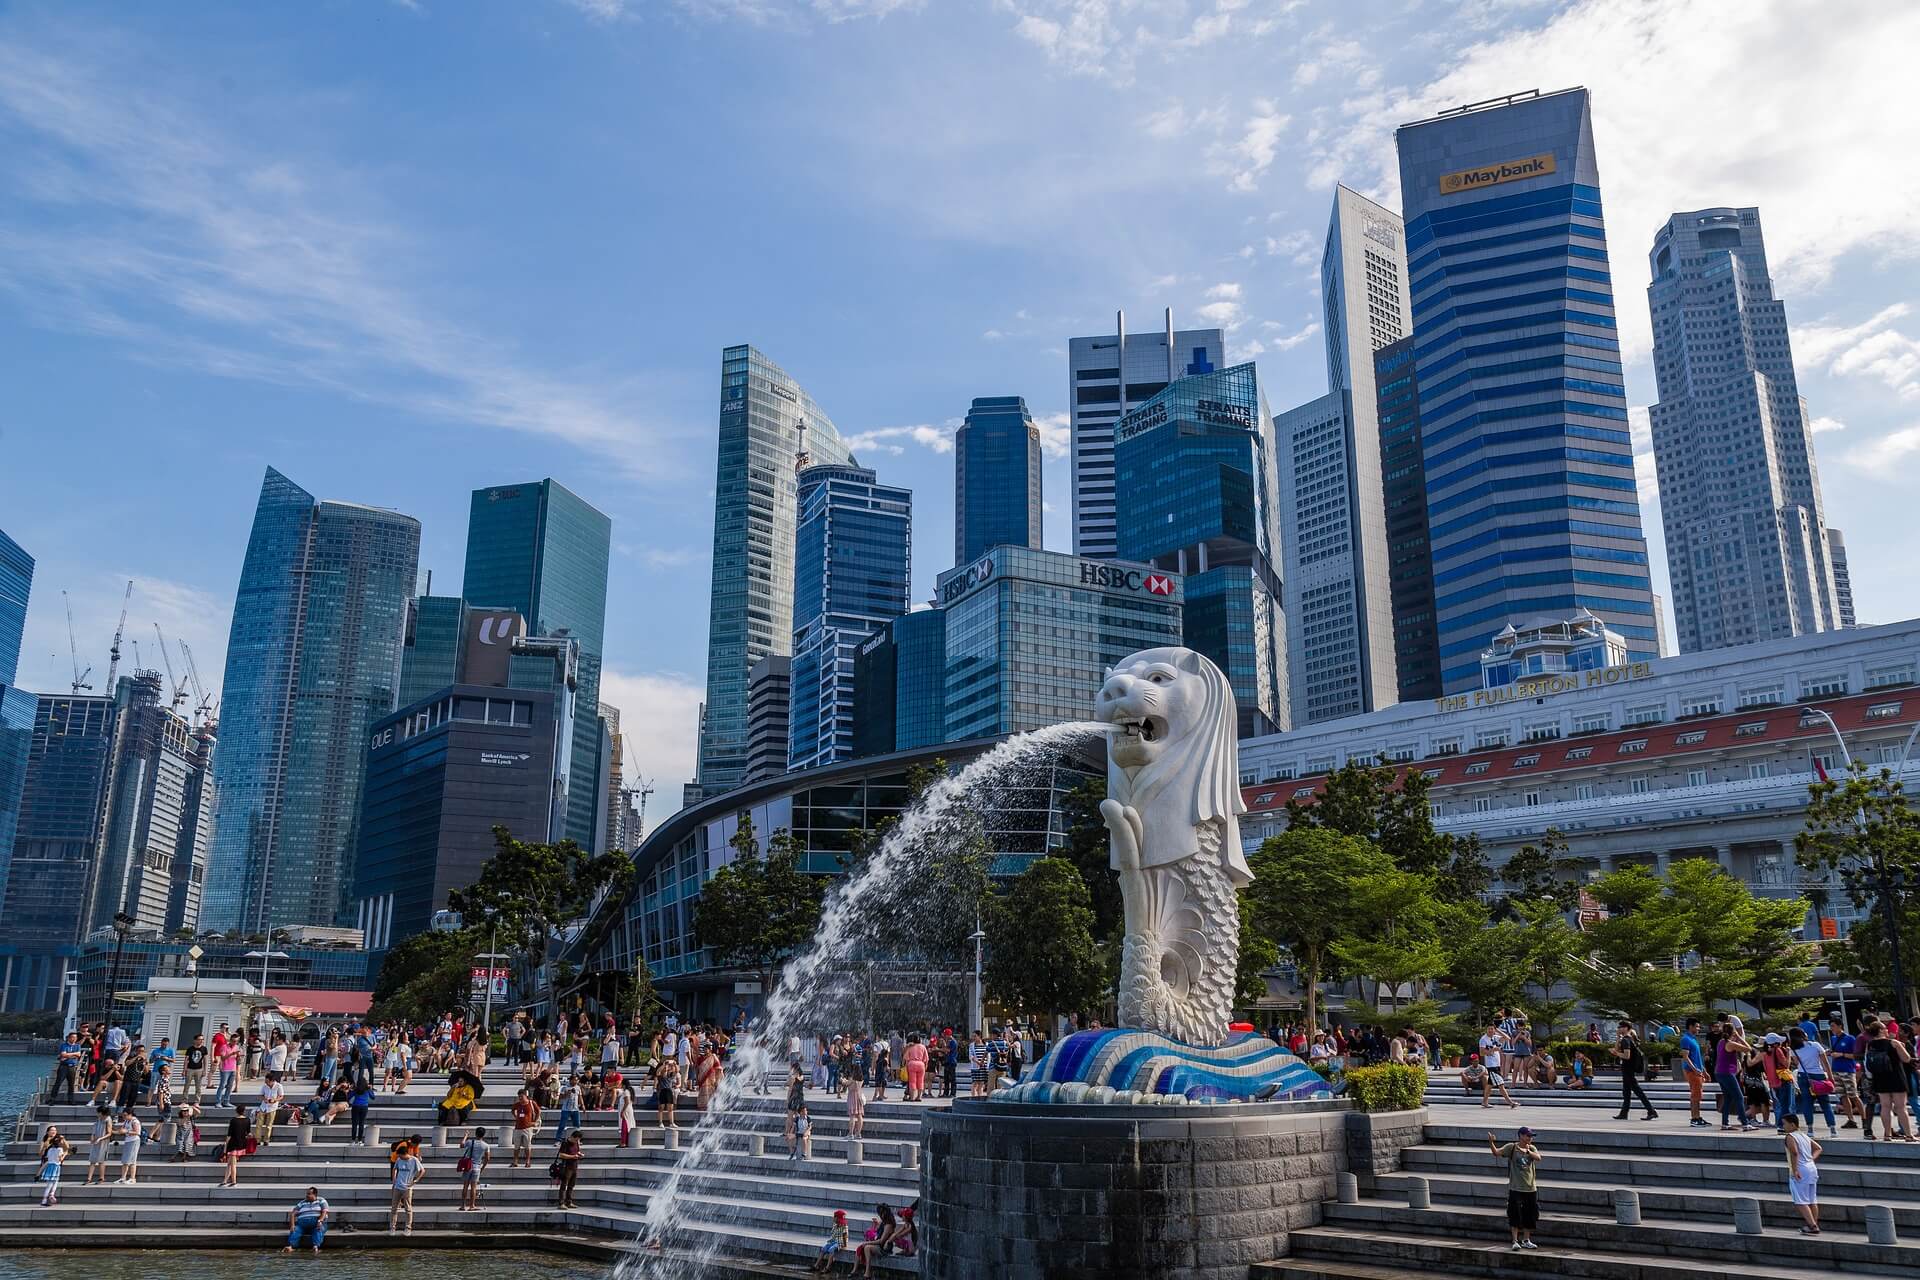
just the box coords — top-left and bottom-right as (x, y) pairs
(1111, 647), (1251, 884)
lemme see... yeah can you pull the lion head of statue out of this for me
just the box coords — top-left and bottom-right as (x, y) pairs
(1095, 646), (1250, 885)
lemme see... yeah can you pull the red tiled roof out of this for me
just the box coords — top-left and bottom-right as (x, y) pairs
(1241, 686), (1917, 814)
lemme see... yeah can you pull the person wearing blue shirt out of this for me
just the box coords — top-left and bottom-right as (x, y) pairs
(1827, 1013), (1862, 1131)
(103, 1025), (129, 1064)
(285, 1186), (329, 1253)
(1679, 1018), (1709, 1128)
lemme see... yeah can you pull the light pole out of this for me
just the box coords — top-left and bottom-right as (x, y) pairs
(1826, 980), (1856, 1031)
(969, 914), (987, 1036)
(477, 919), (510, 1043)
(107, 911), (136, 1024)
(1803, 708), (1920, 1019)
(187, 944), (204, 1009)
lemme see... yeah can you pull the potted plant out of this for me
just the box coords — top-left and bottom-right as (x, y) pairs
(1441, 1042), (1465, 1068)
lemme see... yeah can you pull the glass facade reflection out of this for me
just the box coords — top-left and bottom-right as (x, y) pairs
(1113, 362), (1287, 737)
(954, 396), (1042, 562)
(1396, 88), (1655, 690)
(1375, 336), (1443, 701)
(789, 464), (911, 772)
(463, 479), (611, 848)
(0, 528), (35, 969)
(939, 546), (1184, 741)
(698, 346), (854, 798)
(398, 595), (470, 707)
(202, 468), (420, 933)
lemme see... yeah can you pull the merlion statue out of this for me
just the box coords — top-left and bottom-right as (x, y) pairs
(990, 645), (1326, 1105)
(1096, 646), (1249, 1047)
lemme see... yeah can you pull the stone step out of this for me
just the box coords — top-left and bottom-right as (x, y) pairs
(1422, 1122), (1920, 1169)
(1377, 1170), (1920, 1232)
(1399, 1145), (1920, 1198)
(1272, 1228), (1825, 1280)
(1322, 1200), (1920, 1276)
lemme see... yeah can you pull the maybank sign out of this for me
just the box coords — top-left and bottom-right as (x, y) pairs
(1432, 660), (1654, 713)
(1439, 152), (1556, 196)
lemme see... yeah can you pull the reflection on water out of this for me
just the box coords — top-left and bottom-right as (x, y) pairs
(0, 1250), (607, 1280)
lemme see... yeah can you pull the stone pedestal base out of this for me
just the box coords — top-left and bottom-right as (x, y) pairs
(920, 1098), (1351, 1280)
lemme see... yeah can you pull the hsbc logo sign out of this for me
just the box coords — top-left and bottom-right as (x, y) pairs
(1079, 563), (1178, 597)
(939, 555), (998, 605)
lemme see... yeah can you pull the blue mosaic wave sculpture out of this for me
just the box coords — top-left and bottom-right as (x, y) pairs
(993, 1029), (1332, 1105)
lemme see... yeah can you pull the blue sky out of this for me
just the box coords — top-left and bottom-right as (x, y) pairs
(5, 0), (1918, 819)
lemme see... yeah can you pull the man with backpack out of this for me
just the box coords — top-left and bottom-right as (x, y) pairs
(1612, 1022), (1659, 1121)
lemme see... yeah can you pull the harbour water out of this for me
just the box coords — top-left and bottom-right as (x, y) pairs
(0, 1251), (606, 1280)
(0, 1052), (52, 1130)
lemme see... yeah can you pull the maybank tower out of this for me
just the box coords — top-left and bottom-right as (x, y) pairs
(1395, 88), (1657, 693)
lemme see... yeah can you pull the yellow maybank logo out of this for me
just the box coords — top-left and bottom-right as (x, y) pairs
(1439, 152), (1556, 195)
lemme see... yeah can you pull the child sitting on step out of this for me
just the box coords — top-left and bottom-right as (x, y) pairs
(810, 1209), (849, 1274)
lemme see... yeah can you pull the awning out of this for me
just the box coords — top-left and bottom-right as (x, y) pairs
(265, 989), (373, 1018)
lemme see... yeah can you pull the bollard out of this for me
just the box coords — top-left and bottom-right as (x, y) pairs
(1337, 1173), (1359, 1205)
(364, 1124), (381, 1148)
(1406, 1177), (1430, 1210)
(297, 1124), (316, 1151)
(1732, 1197), (1763, 1235)
(1867, 1205), (1899, 1245)
(664, 1127), (681, 1151)
(1613, 1189), (1641, 1226)
(435, 1125), (451, 1152)
(847, 1139), (865, 1167)
(627, 1124), (641, 1150)
(902, 1143), (920, 1172)
(750, 1133), (766, 1157)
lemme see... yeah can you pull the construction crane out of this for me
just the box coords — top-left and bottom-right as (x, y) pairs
(179, 640), (214, 726)
(153, 624), (188, 712)
(103, 580), (133, 690)
(633, 777), (655, 842)
(61, 592), (93, 694)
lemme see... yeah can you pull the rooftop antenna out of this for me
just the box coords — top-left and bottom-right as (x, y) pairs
(62, 592), (93, 694)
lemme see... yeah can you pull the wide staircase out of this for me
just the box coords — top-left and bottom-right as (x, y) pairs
(3, 1062), (928, 1275)
(1263, 1102), (1920, 1280)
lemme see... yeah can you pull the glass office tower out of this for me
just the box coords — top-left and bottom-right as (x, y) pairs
(0, 693), (115, 1013)
(88, 672), (216, 934)
(398, 595), (471, 707)
(1395, 88), (1655, 692)
(697, 346), (854, 799)
(1374, 337), (1443, 701)
(0, 529), (34, 948)
(201, 468), (420, 933)
(463, 479), (611, 848)
(788, 463), (912, 772)
(954, 396), (1042, 562)
(1113, 363), (1287, 737)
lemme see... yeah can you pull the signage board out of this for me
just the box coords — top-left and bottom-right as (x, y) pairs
(1432, 660), (1654, 713)
(470, 966), (510, 1000)
(463, 610), (526, 686)
(1439, 152), (1556, 196)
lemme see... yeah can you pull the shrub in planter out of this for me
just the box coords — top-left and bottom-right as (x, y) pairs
(1343, 1064), (1428, 1113)
(1441, 1043), (1465, 1065)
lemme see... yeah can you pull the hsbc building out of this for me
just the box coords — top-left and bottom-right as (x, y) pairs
(930, 545), (1184, 743)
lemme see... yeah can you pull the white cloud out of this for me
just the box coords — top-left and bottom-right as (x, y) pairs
(1797, 304), (1920, 401)
(621, 545), (704, 570)
(842, 423), (956, 455)
(1263, 320), (1320, 352)
(1210, 99), (1290, 192)
(1033, 410), (1070, 458)
(1845, 424), (1920, 472)
(1810, 415), (1848, 436)
(666, 0), (919, 22)
(0, 33), (681, 478)
(1299, 0), (1920, 361)
(1628, 405), (1660, 504)
(1205, 282), (1243, 301)
(1263, 229), (1317, 266)
(595, 668), (706, 825)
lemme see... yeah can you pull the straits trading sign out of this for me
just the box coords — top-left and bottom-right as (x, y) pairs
(1439, 151), (1556, 196)
(1432, 659), (1654, 713)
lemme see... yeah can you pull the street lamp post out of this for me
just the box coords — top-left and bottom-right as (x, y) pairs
(476, 924), (510, 1044)
(1826, 980), (1856, 1031)
(107, 912), (136, 1022)
(969, 915), (987, 1036)
(244, 928), (291, 1035)
(1803, 708), (1920, 1019)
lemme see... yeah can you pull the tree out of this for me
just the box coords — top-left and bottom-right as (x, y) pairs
(1440, 906), (1533, 1022)
(1243, 828), (1392, 1031)
(1333, 868), (1454, 1012)
(1236, 914), (1281, 1011)
(693, 816), (825, 1000)
(371, 927), (476, 1027)
(1288, 756), (1485, 900)
(1498, 831), (1582, 913)
(1512, 898), (1583, 1038)
(1569, 865), (1697, 1027)
(1798, 760), (1920, 1015)
(1057, 778), (1123, 945)
(982, 858), (1109, 1028)
(447, 826), (634, 964)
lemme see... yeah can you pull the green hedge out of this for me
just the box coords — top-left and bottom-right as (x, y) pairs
(1344, 1065), (1428, 1113)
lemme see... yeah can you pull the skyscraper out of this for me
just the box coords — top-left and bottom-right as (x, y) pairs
(1374, 336), (1443, 700)
(955, 396), (1042, 562)
(201, 468), (420, 934)
(744, 656), (792, 785)
(788, 463), (912, 772)
(1114, 362), (1287, 737)
(87, 672), (215, 934)
(397, 595), (471, 707)
(1396, 88), (1656, 692)
(1647, 207), (1847, 652)
(0, 693), (115, 1013)
(1828, 530), (1857, 627)
(697, 346), (854, 798)
(463, 478), (611, 849)
(1068, 316), (1225, 558)
(1277, 187), (1413, 725)
(0, 530), (34, 937)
